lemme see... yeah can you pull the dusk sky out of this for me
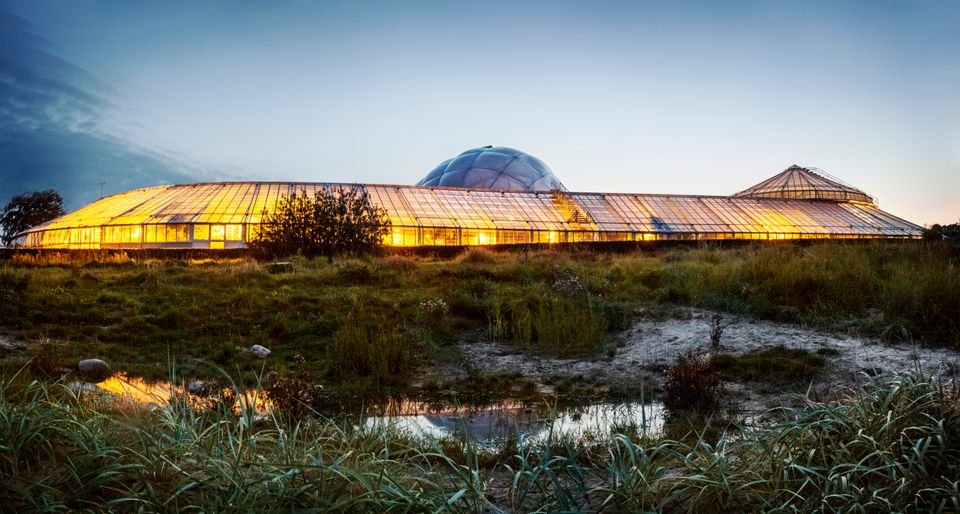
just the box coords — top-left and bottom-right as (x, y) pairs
(2, 0), (957, 224)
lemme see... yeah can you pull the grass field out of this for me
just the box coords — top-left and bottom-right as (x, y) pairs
(1, 242), (958, 391)
(2, 241), (959, 511)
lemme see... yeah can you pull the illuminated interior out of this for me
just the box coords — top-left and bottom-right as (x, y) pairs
(17, 161), (923, 249)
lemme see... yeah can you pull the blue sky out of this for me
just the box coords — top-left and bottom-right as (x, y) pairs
(2, 0), (957, 224)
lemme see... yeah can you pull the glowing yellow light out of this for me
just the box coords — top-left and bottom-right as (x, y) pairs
(548, 231), (558, 243)
(478, 232), (489, 245)
(93, 373), (273, 414)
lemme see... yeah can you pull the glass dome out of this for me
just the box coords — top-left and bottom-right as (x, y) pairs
(416, 146), (566, 192)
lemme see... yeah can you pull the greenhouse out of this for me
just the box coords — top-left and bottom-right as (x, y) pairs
(17, 146), (922, 249)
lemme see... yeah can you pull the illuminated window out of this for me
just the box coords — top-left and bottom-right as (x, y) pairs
(390, 226), (417, 245)
(225, 224), (242, 241)
(210, 241), (224, 249)
(194, 224), (209, 240)
(210, 225), (226, 240)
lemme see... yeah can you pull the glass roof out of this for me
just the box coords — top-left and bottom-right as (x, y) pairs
(734, 165), (875, 204)
(21, 180), (922, 243)
(417, 146), (567, 192)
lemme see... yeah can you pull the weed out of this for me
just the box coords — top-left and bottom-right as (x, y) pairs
(663, 352), (721, 412)
(709, 311), (724, 350)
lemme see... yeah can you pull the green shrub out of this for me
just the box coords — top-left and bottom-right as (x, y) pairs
(250, 186), (389, 258)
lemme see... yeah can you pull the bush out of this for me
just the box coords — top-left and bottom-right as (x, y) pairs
(251, 186), (390, 257)
(663, 352), (721, 412)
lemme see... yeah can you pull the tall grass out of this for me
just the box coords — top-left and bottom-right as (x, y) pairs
(4, 369), (955, 512)
(651, 242), (960, 346)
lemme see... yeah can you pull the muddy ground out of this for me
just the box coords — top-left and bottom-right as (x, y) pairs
(5, 308), (960, 419)
(445, 308), (960, 415)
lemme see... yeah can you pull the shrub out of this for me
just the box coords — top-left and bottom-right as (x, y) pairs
(663, 352), (721, 412)
(267, 354), (324, 418)
(250, 186), (390, 257)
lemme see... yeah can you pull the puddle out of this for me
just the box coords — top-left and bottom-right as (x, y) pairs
(365, 400), (667, 447)
(72, 373), (666, 445)
(73, 373), (273, 415)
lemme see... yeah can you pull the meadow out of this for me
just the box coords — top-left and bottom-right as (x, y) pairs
(2, 241), (959, 512)
(1, 242), (957, 387)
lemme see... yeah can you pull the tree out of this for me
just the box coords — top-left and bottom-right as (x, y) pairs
(1, 190), (66, 247)
(923, 221), (960, 243)
(251, 186), (390, 257)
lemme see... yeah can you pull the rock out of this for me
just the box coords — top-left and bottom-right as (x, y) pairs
(250, 344), (271, 359)
(68, 381), (104, 395)
(188, 380), (209, 396)
(266, 261), (293, 274)
(78, 358), (110, 374)
(77, 358), (111, 382)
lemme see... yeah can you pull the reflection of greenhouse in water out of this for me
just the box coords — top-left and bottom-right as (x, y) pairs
(18, 146), (922, 249)
(364, 400), (667, 447)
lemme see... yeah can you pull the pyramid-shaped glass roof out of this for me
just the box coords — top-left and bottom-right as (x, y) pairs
(733, 165), (875, 205)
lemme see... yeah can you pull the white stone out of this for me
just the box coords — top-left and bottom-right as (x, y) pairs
(250, 344), (271, 359)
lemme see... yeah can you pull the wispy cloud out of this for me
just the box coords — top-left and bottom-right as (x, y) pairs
(0, 10), (227, 210)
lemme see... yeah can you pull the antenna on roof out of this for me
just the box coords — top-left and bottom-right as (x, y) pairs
(99, 181), (105, 198)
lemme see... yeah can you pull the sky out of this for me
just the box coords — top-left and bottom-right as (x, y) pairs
(1, 0), (957, 225)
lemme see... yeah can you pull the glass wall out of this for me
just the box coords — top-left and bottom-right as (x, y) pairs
(17, 180), (922, 249)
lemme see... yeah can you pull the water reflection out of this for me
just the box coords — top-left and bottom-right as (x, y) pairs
(76, 374), (665, 445)
(79, 373), (273, 414)
(366, 401), (667, 447)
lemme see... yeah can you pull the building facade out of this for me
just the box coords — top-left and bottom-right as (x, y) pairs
(17, 147), (922, 249)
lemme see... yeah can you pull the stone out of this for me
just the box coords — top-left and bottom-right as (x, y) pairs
(77, 358), (111, 382)
(266, 261), (293, 274)
(187, 380), (209, 396)
(78, 358), (110, 374)
(250, 344), (271, 359)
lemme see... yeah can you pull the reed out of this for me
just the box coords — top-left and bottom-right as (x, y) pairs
(3, 365), (956, 512)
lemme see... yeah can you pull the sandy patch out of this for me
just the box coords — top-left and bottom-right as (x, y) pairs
(455, 308), (960, 411)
